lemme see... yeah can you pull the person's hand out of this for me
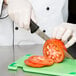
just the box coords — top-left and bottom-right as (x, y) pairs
(7, 0), (36, 30)
(52, 23), (76, 48)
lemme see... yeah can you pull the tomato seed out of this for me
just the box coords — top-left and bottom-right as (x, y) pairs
(47, 51), (50, 55)
(47, 46), (49, 49)
(52, 56), (55, 59)
(49, 49), (52, 52)
(56, 55), (59, 57)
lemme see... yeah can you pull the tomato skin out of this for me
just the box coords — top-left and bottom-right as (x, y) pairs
(51, 39), (67, 51)
(24, 60), (44, 68)
(43, 39), (66, 63)
(28, 56), (47, 65)
(46, 58), (54, 65)
(25, 56), (54, 66)
(28, 56), (54, 65)
(24, 39), (66, 67)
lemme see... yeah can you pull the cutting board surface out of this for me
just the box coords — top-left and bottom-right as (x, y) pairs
(8, 54), (76, 76)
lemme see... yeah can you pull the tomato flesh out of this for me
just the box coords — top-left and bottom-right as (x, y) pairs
(28, 56), (54, 66)
(24, 39), (66, 68)
(24, 60), (44, 68)
(43, 39), (65, 63)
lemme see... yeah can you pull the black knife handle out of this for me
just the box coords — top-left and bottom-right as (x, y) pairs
(30, 19), (39, 33)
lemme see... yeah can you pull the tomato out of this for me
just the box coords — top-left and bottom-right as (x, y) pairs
(24, 39), (67, 68)
(28, 56), (54, 66)
(43, 39), (65, 63)
(24, 56), (54, 67)
(50, 39), (67, 51)
(24, 59), (44, 68)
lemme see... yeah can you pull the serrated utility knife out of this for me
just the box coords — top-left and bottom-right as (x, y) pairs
(30, 19), (74, 59)
(30, 19), (50, 41)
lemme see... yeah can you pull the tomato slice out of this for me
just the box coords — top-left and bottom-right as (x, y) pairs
(24, 59), (44, 68)
(50, 39), (67, 51)
(28, 56), (54, 66)
(43, 39), (65, 63)
(24, 39), (66, 67)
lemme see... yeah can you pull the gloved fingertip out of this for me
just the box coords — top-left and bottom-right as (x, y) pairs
(56, 37), (61, 39)
(65, 44), (69, 48)
(19, 25), (24, 28)
(23, 22), (30, 30)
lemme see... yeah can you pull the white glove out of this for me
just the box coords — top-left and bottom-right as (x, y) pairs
(7, 0), (36, 30)
(0, 0), (3, 15)
(52, 23), (76, 48)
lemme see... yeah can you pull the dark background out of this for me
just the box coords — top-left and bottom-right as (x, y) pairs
(68, 0), (76, 23)
(67, 0), (76, 58)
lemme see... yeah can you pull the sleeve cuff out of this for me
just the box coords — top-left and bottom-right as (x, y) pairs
(4, 0), (8, 4)
(0, 0), (3, 15)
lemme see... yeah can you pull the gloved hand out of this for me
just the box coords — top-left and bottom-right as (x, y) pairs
(7, 0), (36, 30)
(52, 23), (76, 48)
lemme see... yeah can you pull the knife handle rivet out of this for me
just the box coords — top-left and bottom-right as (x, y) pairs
(43, 30), (46, 33)
(46, 7), (50, 11)
(15, 27), (19, 30)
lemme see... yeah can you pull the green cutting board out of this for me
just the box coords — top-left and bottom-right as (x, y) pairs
(8, 54), (76, 76)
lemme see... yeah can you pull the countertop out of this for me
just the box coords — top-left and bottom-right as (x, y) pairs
(1, 44), (76, 76)
(0, 44), (51, 76)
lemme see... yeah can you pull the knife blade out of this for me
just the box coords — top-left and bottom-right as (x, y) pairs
(30, 19), (50, 41)
(30, 19), (74, 59)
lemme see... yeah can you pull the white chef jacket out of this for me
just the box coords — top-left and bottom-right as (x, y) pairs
(0, 0), (68, 46)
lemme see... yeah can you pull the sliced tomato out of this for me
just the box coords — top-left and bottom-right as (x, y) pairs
(24, 59), (44, 68)
(50, 39), (67, 51)
(43, 39), (65, 63)
(28, 56), (54, 66)
(46, 58), (54, 65)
